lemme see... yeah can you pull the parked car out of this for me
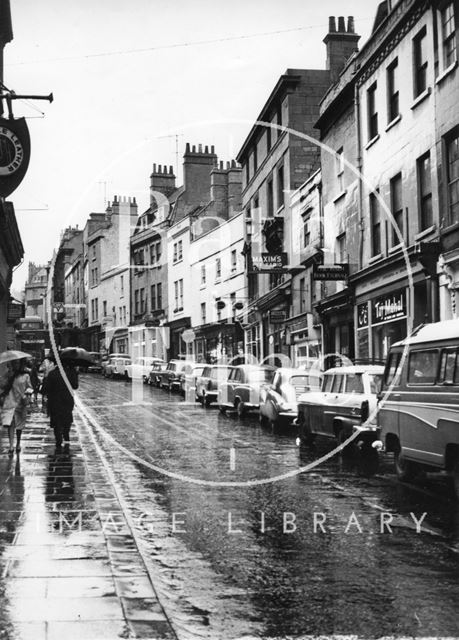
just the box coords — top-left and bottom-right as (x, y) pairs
(87, 352), (103, 373)
(125, 356), (164, 382)
(218, 364), (276, 417)
(196, 365), (234, 407)
(101, 353), (124, 377)
(297, 364), (384, 449)
(147, 361), (167, 386)
(259, 367), (320, 427)
(181, 364), (206, 397)
(375, 319), (459, 498)
(160, 359), (195, 392)
(103, 355), (132, 379)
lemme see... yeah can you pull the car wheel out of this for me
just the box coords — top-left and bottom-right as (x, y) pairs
(356, 444), (379, 477)
(452, 457), (459, 501)
(236, 400), (247, 419)
(394, 447), (418, 481)
(204, 394), (212, 408)
(268, 418), (279, 430)
(259, 413), (268, 427)
(219, 405), (227, 415)
(337, 428), (355, 458)
(298, 412), (315, 447)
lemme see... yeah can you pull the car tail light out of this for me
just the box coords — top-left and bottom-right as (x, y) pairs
(360, 400), (369, 424)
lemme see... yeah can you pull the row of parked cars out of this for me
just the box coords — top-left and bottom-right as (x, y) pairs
(91, 319), (459, 498)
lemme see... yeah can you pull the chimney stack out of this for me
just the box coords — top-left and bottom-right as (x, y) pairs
(150, 163), (176, 201)
(323, 15), (360, 83)
(182, 142), (218, 207)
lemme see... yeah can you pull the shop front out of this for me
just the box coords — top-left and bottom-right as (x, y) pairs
(353, 247), (440, 362)
(356, 289), (408, 362)
(285, 312), (321, 368)
(166, 317), (191, 359)
(315, 289), (354, 368)
(193, 321), (244, 364)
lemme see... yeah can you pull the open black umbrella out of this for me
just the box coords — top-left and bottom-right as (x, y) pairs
(59, 347), (95, 367)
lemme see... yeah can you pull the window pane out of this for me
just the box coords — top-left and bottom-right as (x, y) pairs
(331, 374), (344, 393)
(408, 350), (439, 384)
(345, 373), (364, 394)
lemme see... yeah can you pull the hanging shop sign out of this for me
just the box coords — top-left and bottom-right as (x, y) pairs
(371, 290), (406, 325)
(312, 264), (349, 281)
(269, 309), (287, 324)
(0, 117), (31, 198)
(250, 252), (288, 273)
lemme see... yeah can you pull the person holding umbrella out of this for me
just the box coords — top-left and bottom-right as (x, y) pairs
(0, 351), (34, 456)
(41, 352), (80, 450)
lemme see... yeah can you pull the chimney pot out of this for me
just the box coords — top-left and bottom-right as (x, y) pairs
(338, 16), (345, 32)
(204, 145), (209, 153)
(328, 16), (336, 32)
(169, 165), (173, 174)
(185, 142), (190, 153)
(220, 161), (223, 170)
(211, 145), (215, 154)
(192, 145), (196, 153)
(347, 16), (354, 33)
(198, 143), (203, 153)
(153, 163), (156, 173)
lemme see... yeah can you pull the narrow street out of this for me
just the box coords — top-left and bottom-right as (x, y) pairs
(76, 373), (459, 639)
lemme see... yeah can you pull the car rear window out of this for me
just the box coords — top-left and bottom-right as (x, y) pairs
(345, 373), (364, 394)
(211, 367), (230, 379)
(323, 375), (333, 392)
(331, 374), (344, 393)
(248, 369), (275, 383)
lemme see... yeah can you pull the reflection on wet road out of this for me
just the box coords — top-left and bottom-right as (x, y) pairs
(79, 374), (459, 639)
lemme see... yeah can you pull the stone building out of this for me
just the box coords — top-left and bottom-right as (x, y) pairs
(316, 0), (457, 362)
(87, 197), (137, 354)
(24, 262), (48, 321)
(236, 16), (359, 362)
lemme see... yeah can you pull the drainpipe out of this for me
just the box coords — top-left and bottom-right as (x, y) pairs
(354, 79), (364, 272)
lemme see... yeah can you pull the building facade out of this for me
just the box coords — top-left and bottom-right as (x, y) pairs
(236, 16), (359, 363)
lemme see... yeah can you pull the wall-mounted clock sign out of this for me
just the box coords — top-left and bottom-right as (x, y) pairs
(0, 117), (31, 198)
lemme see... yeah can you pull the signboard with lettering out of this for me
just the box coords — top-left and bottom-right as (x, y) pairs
(0, 117), (31, 198)
(357, 303), (369, 329)
(269, 309), (287, 324)
(312, 264), (349, 281)
(250, 252), (288, 273)
(371, 290), (406, 325)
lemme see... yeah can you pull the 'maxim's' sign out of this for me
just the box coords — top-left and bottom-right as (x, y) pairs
(250, 252), (288, 273)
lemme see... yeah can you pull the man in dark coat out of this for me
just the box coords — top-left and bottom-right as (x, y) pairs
(42, 362), (78, 449)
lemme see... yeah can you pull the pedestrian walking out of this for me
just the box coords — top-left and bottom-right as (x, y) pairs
(41, 362), (78, 449)
(39, 352), (55, 413)
(0, 359), (33, 456)
(28, 358), (41, 404)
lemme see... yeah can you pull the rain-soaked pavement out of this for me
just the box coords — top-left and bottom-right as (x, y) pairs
(74, 373), (459, 639)
(1, 373), (459, 640)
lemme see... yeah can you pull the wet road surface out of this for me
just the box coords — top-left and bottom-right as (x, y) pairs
(78, 373), (459, 639)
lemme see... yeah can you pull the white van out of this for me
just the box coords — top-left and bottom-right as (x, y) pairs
(376, 319), (459, 498)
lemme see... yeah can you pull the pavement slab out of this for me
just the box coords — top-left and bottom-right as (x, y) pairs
(0, 406), (176, 639)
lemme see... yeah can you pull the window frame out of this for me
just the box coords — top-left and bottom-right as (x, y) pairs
(417, 151), (433, 231)
(387, 58), (399, 123)
(367, 82), (378, 140)
(413, 26), (428, 98)
(390, 172), (404, 246)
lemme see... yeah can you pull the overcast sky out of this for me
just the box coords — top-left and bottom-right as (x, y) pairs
(6, 0), (380, 291)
